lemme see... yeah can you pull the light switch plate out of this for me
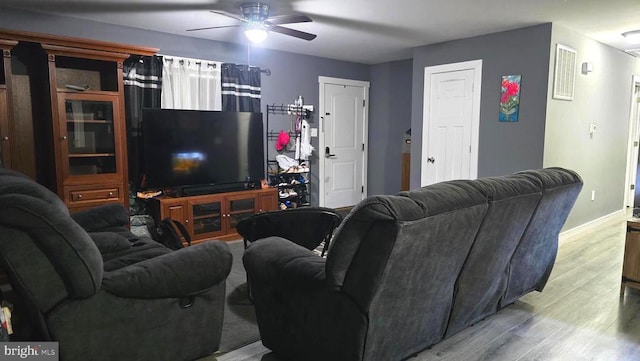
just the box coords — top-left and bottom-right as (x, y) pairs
(311, 128), (318, 137)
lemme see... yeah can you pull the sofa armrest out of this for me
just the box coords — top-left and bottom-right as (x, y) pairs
(101, 241), (232, 298)
(71, 203), (130, 232)
(243, 236), (326, 289)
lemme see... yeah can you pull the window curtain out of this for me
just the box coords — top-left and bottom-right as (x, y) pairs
(123, 55), (162, 198)
(221, 63), (261, 112)
(161, 57), (222, 110)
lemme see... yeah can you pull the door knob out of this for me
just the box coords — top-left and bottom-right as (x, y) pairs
(325, 146), (336, 158)
(427, 157), (435, 163)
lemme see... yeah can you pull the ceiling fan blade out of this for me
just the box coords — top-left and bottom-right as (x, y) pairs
(186, 25), (240, 32)
(210, 10), (248, 23)
(269, 25), (317, 41)
(266, 14), (313, 25)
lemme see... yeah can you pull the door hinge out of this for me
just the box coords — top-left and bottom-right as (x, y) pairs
(632, 184), (636, 190)
(362, 143), (365, 151)
(363, 99), (366, 107)
(361, 186), (364, 193)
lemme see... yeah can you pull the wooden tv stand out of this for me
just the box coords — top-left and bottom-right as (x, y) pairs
(148, 187), (278, 243)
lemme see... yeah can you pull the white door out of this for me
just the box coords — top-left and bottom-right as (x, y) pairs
(319, 77), (369, 209)
(421, 60), (482, 186)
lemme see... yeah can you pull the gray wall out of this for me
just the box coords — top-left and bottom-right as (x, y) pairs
(410, 24), (552, 188)
(544, 25), (640, 229)
(369, 59), (413, 195)
(0, 7), (372, 205)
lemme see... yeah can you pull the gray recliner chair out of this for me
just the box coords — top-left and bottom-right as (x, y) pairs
(0, 169), (232, 361)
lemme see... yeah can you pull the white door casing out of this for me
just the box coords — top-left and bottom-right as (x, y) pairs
(624, 75), (640, 208)
(421, 60), (482, 186)
(319, 76), (369, 209)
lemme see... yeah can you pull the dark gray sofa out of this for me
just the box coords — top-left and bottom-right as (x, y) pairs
(0, 169), (232, 361)
(243, 168), (582, 361)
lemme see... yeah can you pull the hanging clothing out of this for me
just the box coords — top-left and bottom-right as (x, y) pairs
(296, 119), (314, 160)
(221, 63), (261, 112)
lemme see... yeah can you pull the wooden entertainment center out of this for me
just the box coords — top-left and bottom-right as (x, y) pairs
(0, 29), (279, 243)
(148, 187), (278, 243)
(0, 29), (157, 211)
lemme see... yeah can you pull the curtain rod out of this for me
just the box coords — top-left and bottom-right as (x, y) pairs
(160, 54), (271, 75)
(160, 55), (218, 68)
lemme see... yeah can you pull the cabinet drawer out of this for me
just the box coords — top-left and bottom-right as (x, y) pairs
(70, 187), (119, 202)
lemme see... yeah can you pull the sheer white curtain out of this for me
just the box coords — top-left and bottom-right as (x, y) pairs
(161, 56), (222, 110)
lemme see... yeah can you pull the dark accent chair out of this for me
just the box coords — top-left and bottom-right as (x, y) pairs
(243, 168), (582, 361)
(237, 207), (342, 300)
(0, 169), (232, 361)
(237, 207), (342, 255)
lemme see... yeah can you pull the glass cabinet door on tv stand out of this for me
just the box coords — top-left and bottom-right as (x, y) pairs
(190, 198), (224, 239)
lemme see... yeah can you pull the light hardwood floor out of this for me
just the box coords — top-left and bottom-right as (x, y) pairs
(210, 216), (640, 361)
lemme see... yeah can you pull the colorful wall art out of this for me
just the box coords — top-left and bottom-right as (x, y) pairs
(500, 75), (521, 122)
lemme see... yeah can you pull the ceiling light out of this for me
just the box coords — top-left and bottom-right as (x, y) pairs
(245, 22), (267, 43)
(622, 30), (640, 44)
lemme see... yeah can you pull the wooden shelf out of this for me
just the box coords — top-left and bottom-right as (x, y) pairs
(68, 153), (115, 158)
(66, 119), (113, 124)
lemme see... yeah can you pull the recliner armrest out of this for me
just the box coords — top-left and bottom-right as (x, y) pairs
(101, 241), (232, 298)
(71, 203), (130, 232)
(243, 236), (326, 289)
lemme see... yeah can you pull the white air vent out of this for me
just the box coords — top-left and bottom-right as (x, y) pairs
(553, 44), (577, 101)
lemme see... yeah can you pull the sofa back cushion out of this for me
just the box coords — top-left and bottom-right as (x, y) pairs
(500, 167), (582, 306)
(326, 180), (489, 361)
(0, 177), (103, 302)
(445, 173), (542, 336)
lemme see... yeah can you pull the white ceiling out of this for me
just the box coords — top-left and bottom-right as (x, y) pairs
(2, 0), (640, 64)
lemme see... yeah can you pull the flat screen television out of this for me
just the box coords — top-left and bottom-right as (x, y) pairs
(141, 108), (265, 191)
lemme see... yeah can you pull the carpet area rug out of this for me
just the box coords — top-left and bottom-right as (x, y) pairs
(219, 240), (261, 353)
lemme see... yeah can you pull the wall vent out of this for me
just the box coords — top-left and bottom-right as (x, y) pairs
(553, 44), (577, 101)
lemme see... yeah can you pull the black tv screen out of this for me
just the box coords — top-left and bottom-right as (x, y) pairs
(141, 109), (265, 189)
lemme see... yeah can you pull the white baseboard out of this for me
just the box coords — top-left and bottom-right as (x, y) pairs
(559, 209), (627, 245)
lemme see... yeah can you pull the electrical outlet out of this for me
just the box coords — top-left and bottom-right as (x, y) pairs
(591, 190), (596, 201)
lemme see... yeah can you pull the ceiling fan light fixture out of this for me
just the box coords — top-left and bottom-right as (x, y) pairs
(622, 30), (640, 44)
(245, 22), (268, 43)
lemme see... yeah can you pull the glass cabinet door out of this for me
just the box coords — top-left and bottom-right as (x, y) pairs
(61, 96), (118, 176)
(227, 195), (257, 232)
(0, 88), (7, 169)
(190, 199), (224, 238)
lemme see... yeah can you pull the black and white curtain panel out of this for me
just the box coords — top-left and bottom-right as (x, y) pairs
(123, 55), (163, 193)
(221, 63), (261, 112)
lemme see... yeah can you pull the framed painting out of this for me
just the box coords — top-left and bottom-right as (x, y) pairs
(500, 75), (521, 122)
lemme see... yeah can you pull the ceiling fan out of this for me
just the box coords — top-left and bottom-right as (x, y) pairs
(187, 2), (316, 42)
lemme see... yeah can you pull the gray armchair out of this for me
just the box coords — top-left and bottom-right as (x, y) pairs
(0, 169), (232, 361)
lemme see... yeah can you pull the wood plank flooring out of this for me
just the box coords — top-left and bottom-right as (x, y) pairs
(207, 215), (640, 361)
